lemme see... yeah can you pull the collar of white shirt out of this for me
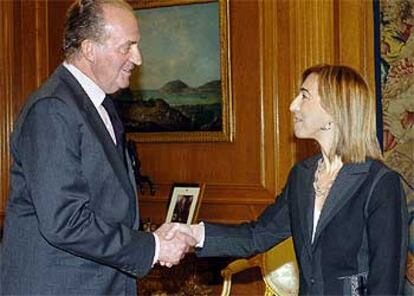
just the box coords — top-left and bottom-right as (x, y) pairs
(63, 62), (117, 144)
(63, 62), (106, 108)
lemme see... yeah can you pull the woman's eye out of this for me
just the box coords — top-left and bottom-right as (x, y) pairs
(301, 93), (309, 100)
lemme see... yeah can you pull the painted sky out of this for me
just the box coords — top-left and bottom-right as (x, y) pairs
(131, 2), (220, 90)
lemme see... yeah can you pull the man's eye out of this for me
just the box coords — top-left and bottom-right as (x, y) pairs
(119, 46), (130, 55)
(301, 93), (309, 100)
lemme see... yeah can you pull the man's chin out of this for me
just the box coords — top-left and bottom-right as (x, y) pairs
(117, 81), (130, 90)
(106, 83), (130, 95)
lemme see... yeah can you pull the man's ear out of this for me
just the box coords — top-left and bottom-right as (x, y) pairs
(80, 39), (96, 62)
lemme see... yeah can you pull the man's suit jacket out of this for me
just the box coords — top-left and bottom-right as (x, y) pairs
(197, 155), (408, 295)
(1, 65), (154, 295)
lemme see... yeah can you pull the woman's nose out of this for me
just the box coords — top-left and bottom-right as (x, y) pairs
(290, 95), (300, 112)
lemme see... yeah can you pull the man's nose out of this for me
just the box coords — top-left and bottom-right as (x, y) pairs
(130, 44), (142, 66)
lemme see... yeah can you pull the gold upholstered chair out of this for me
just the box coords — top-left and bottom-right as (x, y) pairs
(220, 237), (299, 296)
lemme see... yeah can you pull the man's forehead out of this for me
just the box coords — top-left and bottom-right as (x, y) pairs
(102, 3), (136, 24)
(102, 8), (138, 33)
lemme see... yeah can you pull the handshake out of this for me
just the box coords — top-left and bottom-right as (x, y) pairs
(153, 223), (204, 267)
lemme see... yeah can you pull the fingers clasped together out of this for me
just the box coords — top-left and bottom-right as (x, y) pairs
(153, 223), (203, 268)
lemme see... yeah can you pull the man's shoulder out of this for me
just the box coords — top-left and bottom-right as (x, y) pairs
(22, 65), (84, 115)
(32, 65), (78, 101)
(13, 65), (84, 130)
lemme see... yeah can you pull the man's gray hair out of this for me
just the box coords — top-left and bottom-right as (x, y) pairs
(63, 0), (133, 60)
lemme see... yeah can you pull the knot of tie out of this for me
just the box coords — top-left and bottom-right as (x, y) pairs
(102, 95), (125, 156)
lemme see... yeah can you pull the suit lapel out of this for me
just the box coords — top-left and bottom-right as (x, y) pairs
(125, 150), (140, 229)
(296, 155), (320, 258)
(311, 160), (372, 248)
(58, 66), (136, 201)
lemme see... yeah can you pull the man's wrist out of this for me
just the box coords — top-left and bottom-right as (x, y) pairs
(191, 222), (205, 248)
(152, 232), (160, 265)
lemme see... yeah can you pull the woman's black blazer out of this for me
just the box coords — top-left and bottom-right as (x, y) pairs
(197, 155), (408, 295)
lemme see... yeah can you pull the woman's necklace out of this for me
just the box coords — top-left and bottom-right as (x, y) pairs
(313, 158), (342, 198)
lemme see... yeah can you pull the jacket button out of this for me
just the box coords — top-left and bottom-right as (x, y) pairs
(310, 277), (315, 284)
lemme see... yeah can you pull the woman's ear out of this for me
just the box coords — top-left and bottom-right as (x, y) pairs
(320, 121), (334, 131)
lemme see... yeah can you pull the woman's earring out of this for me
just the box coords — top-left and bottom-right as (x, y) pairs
(320, 122), (333, 131)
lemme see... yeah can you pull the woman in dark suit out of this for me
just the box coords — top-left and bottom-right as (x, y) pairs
(170, 64), (408, 295)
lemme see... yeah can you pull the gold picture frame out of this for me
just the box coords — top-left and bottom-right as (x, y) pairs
(121, 0), (233, 142)
(165, 183), (205, 224)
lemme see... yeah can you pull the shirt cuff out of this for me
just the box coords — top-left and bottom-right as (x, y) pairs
(152, 232), (160, 266)
(195, 222), (205, 248)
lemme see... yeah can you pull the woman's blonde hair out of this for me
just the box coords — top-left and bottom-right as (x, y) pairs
(302, 64), (382, 163)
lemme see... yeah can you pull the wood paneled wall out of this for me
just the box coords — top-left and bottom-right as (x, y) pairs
(0, 0), (52, 228)
(135, 0), (375, 225)
(0, 0), (375, 228)
(0, 1), (14, 228)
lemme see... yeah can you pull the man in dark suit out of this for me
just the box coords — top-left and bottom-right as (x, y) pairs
(1, 0), (194, 294)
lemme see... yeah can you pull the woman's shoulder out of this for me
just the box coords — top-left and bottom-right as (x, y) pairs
(286, 154), (321, 182)
(367, 158), (398, 177)
(364, 159), (407, 195)
(294, 154), (321, 170)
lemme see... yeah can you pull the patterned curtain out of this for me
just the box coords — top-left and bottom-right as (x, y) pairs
(377, 0), (414, 292)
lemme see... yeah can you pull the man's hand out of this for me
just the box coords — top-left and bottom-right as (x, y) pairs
(154, 223), (196, 267)
(162, 223), (204, 244)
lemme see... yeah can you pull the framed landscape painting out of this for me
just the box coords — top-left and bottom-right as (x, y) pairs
(118, 0), (232, 142)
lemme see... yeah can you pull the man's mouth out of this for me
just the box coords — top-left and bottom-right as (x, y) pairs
(122, 66), (134, 76)
(121, 69), (132, 78)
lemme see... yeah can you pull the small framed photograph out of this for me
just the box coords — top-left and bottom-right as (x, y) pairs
(165, 184), (205, 224)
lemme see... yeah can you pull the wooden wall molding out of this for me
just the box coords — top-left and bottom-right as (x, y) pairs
(0, 1), (15, 228)
(336, 0), (375, 89)
(13, 0), (50, 112)
(0, 0), (50, 227)
(137, 0), (280, 224)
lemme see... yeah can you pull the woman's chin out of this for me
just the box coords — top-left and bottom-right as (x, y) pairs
(293, 130), (305, 139)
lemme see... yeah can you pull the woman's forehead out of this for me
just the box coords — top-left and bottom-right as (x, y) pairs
(302, 73), (319, 91)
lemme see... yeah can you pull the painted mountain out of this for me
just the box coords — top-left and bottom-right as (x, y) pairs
(114, 80), (222, 133)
